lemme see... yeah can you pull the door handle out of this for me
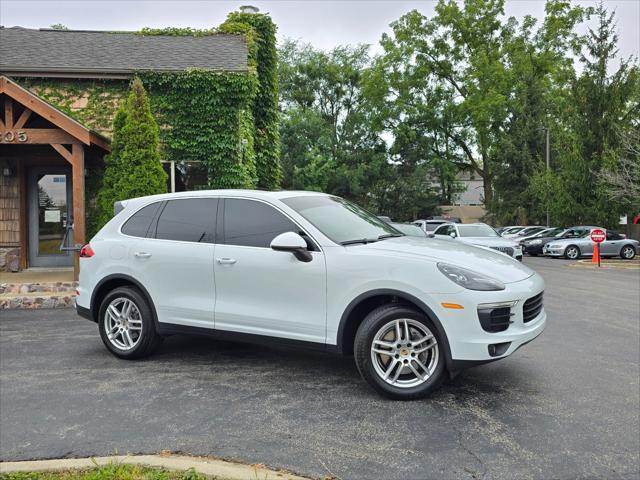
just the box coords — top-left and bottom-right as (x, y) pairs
(134, 252), (152, 258)
(216, 257), (237, 265)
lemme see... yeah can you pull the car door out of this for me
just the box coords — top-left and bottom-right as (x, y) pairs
(602, 231), (623, 255)
(126, 197), (217, 328)
(213, 197), (327, 343)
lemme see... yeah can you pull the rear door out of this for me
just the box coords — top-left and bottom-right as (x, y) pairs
(213, 198), (326, 343)
(126, 197), (218, 328)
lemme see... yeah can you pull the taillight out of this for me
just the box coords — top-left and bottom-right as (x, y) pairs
(79, 244), (94, 258)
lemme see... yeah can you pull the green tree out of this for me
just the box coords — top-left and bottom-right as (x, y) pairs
(368, 0), (589, 222)
(534, 2), (639, 227)
(95, 78), (167, 229)
(279, 40), (439, 220)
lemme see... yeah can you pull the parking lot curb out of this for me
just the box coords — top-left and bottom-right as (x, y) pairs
(0, 454), (311, 480)
(570, 260), (640, 270)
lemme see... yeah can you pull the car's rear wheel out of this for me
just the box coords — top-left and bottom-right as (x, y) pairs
(354, 304), (445, 400)
(620, 245), (636, 260)
(98, 286), (161, 359)
(564, 245), (580, 260)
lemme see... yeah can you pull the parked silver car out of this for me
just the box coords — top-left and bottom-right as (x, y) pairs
(543, 229), (638, 259)
(432, 223), (523, 260)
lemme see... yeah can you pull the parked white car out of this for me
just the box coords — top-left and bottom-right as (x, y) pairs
(432, 223), (524, 261)
(76, 190), (545, 400)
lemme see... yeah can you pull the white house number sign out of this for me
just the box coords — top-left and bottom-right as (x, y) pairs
(0, 130), (28, 143)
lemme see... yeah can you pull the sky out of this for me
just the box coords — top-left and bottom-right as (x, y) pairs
(1, 0), (638, 60)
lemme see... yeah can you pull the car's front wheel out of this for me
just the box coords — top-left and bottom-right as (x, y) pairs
(564, 245), (581, 260)
(620, 245), (636, 260)
(354, 305), (445, 400)
(98, 286), (162, 359)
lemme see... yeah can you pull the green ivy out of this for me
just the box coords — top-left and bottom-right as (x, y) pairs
(19, 79), (128, 135)
(221, 12), (281, 189)
(141, 69), (258, 189)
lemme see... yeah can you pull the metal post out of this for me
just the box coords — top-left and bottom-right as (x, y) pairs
(545, 127), (550, 227)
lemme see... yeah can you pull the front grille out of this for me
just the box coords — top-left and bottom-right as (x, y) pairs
(523, 292), (544, 322)
(478, 306), (512, 332)
(490, 246), (514, 257)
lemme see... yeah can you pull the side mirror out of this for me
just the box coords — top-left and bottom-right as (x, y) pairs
(426, 232), (435, 238)
(270, 232), (313, 263)
(449, 232), (457, 239)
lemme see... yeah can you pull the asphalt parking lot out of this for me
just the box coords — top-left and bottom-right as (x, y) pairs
(1, 257), (639, 480)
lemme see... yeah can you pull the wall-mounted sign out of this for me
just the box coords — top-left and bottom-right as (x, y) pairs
(0, 130), (28, 143)
(44, 209), (61, 223)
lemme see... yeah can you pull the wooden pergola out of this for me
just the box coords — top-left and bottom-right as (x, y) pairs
(0, 76), (110, 278)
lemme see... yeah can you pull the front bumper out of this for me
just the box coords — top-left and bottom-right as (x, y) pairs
(543, 245), (564, 257)
(430, 273), (546, 363)
(523, 243), (544, 255)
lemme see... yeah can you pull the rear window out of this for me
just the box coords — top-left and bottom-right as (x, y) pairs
(121, 202), (162, 238)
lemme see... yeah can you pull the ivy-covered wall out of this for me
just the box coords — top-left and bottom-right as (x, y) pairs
(141, 69), (258, 188)
(19, 79), (128, 136)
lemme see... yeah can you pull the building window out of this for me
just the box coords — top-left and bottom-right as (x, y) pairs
(161, 161), (208, 193)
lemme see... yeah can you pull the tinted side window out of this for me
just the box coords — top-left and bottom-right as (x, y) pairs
(434, 226), (447, 235)
(224, 199), (298, 248)
(607, 231), (623, 240)
(155, 198), (217, 243)
(121, 202), (162, 238)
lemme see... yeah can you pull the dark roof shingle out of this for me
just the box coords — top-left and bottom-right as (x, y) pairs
(0, 27), (249, 77)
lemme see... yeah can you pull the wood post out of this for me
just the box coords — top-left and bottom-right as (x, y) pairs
(71, 144), (85, 281)
(4, 96), (14, 128)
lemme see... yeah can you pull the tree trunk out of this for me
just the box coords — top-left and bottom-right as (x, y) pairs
(483, 173), (493, 206)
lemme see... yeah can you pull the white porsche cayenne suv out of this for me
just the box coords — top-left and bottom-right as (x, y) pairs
(76, 190), (546, 400)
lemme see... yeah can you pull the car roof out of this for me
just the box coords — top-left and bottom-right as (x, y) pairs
(123, 189), (330, 206)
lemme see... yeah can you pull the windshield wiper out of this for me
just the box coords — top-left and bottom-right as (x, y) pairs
(378, 233), (404, 240)
(340, 238), (379, 246)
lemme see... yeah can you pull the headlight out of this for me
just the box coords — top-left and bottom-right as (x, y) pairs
(530, 239), (542, 245)
(437, 263), (505, 291)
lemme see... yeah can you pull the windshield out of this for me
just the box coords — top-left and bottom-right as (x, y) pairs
(504, 227), (524, 234)
(282, 195), (402, 244)
(535, 227), (563, 238)
(519, 227), (544, 236)
(457, 224), (499, 238)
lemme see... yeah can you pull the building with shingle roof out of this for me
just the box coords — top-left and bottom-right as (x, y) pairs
(0, 10), (265, 277)
(0, 27), (249, 77)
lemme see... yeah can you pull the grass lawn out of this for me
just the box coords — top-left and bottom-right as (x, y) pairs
(0, 463), (226, 480)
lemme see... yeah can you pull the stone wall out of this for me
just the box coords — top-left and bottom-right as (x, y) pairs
(0, 247), (20, 272)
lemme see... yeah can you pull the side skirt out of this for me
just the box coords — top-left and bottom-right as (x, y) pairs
(157, 323), (342, 355)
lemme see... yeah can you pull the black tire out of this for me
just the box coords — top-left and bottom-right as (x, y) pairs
(564, 245), (581, 260)
(620, 244), (636, 260)
(354, 304), (446, 400)
(98, 286), (162, 359)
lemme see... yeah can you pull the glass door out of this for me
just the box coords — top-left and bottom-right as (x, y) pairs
(28, 167), (73, 267)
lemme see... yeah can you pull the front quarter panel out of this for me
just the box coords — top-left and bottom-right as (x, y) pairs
(324, 246), (463, 345)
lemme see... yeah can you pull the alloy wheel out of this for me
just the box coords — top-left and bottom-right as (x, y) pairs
(566, 247), (579, 259)
(103, 297), (143, 350)
(370, 318), (439, 389)
(622, 246), (635, 259)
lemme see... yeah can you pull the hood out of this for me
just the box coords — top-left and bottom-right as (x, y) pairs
(359, 236), (534, 283)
